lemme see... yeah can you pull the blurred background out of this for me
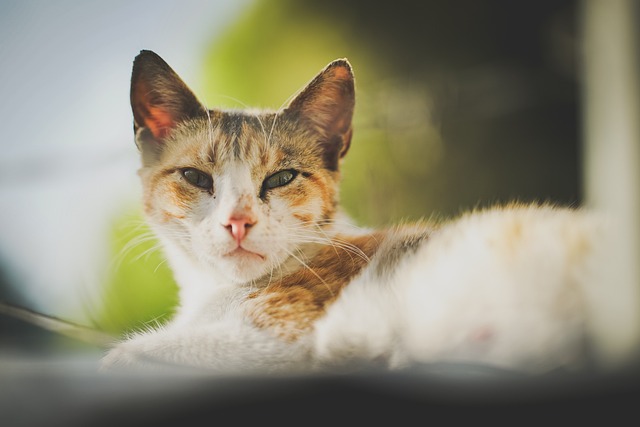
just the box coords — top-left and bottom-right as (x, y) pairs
(0, 0), (638, 393)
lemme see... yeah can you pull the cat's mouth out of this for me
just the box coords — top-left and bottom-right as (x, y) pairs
(223, 247), (265, 261)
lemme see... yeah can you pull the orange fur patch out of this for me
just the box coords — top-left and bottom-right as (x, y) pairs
(143, 168), (195, 220)
(167, 181), (192, 209)
(244, 232), (384, 341)
(160, 210), (185, 222)
(303, 173), (336, 219)
(293, 213), (313, 224)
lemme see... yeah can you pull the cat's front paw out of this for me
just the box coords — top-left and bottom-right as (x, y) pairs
(99, 343), (146, 372)
(99, 334), (194, 373)
(100, 338), (171, 372)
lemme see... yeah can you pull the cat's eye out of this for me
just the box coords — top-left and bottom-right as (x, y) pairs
(182, 168), (212, 190)
(263, 169), (298, 191)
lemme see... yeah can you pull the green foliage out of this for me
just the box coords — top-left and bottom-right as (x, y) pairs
(202, 0), (355, 108)
(98, 209), (177, 335)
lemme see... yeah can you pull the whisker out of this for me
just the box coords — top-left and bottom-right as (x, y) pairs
(283, 246), (334, 297)
(153, 258), (169, 274)
(265, 82), (302, 148)
(202, 102), (215, 153)
(108, 219), (190, 275)
(110, 232), (158, 272)
(265, 259), (276, 289)
(278, 224), (372, 264)
(312, 222), (343, 259)
(206, 94), (253, 110)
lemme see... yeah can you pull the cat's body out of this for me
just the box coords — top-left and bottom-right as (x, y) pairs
(101, 51), (606, 375)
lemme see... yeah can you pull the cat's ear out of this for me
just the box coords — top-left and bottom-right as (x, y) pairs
(284, 59), (355, 171)
(130, 50), (207, 159)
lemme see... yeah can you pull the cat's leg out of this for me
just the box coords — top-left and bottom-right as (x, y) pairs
(100, 320), (311, 374)
(312, 273), (409, 370)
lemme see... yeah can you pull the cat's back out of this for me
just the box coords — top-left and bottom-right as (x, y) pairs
(313, 204), (605, 372)
(402, 203), (600, 289)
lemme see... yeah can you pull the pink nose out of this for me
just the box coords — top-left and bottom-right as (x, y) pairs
(223, 216), (256, 244)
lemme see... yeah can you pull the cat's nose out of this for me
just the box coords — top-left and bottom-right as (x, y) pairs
(223, 216), (256, 244)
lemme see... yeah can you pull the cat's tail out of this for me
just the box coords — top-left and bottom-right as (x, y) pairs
(0, 300), (115, 348)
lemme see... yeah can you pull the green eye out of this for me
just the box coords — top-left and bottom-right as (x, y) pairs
(263, 169), (298, 191)
(182, 168), (212, 189)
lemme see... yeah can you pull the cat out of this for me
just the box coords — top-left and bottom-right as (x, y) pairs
(100, 50), (607, 375)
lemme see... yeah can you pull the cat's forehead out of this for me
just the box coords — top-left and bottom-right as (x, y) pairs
(164, 112), (319, 170)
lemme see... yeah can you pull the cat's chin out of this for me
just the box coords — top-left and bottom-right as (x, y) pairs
(212, 247), (271, 283)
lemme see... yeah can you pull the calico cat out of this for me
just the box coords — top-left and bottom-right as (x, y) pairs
(100, 50), (606, 375)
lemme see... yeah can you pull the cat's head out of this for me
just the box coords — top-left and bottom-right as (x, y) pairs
(130, 50), (355, 283)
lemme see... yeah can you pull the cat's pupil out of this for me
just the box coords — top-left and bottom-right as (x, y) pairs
(264, 170), (297, 191)
(182, 168), (212, 190)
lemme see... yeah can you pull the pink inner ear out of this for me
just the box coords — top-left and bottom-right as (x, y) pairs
(145, 106), (176, 140)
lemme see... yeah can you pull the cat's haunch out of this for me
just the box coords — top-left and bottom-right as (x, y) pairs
(101, 50), (607, 376)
